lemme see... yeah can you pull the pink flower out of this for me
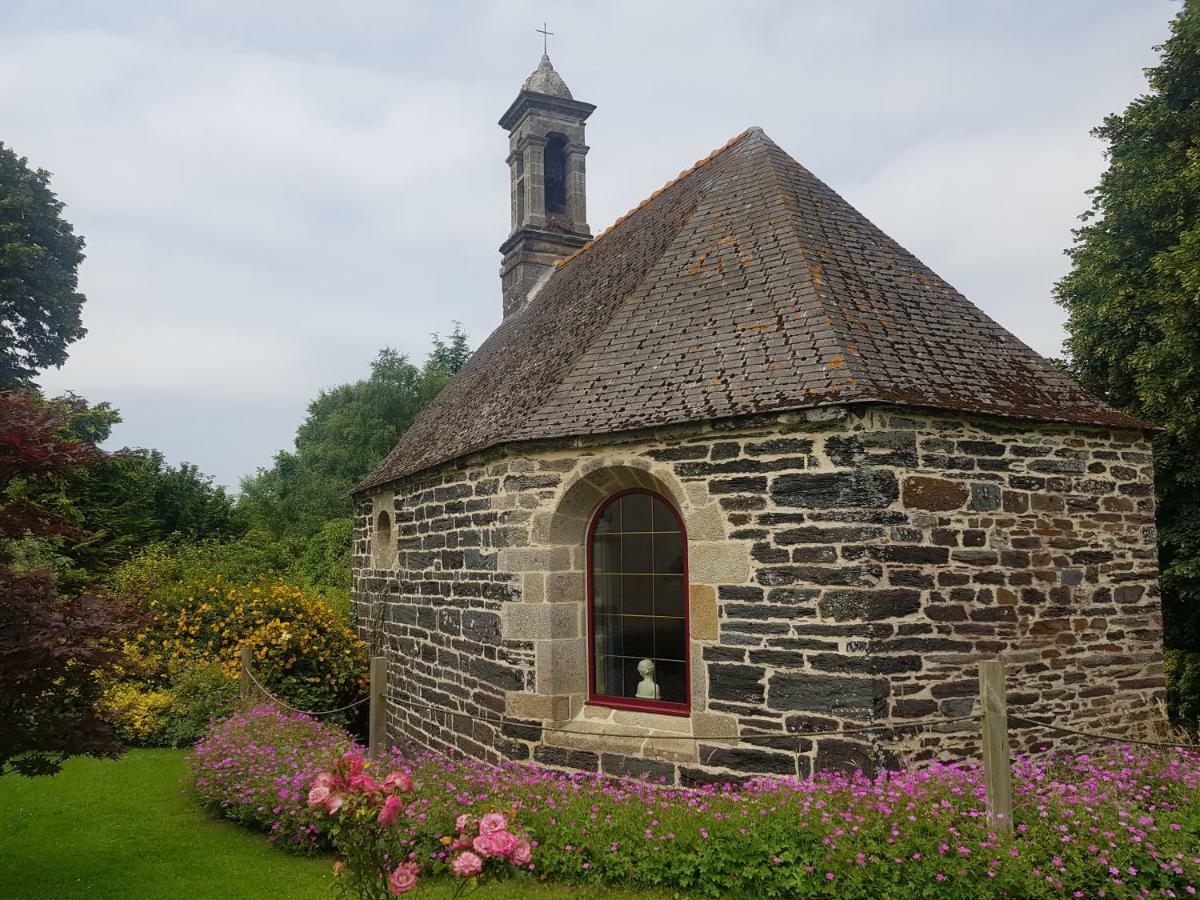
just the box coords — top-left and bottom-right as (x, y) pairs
(349, 773), (379, 794)
(451, 851), (483, 878)
(325, 794), (344, 815)
(473, 833), (507, 857)
(387, 862), (419, 895)
(307, 785), (330, 807)
(479, 812), (508, 835)
(379, 795), (405, 826)
(383, 771), (414, 793)
(455, 813), (474, 834)
(313, 772), (334, 789)
(490, 830), (518, 858)
(511, 839), (532, 866)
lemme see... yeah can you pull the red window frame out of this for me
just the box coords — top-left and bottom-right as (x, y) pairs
(586, 488), (691, 716)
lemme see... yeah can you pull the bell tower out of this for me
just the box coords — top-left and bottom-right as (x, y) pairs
(498, 53), (595, 319)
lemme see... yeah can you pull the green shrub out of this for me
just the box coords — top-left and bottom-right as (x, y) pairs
(159, 663), (240, 747)
(100, 664), (239, 748)
(294, 518), (351, 593)
(109, 535), (298, 600)
(1166, 648), (1200, 726)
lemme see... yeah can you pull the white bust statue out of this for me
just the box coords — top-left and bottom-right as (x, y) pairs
(635, 658), (661, 700)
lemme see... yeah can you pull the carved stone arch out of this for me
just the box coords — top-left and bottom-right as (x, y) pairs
(541, 462), (690, 551)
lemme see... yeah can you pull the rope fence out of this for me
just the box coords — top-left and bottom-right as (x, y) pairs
(239, 648), (1200, 829)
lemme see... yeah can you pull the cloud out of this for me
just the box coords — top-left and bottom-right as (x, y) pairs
(1, 0), (1177, 487)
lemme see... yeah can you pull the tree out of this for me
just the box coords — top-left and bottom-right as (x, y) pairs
(0, 390), (129, 775)
(1055, 1), (1200, 660)
(5, 393), (244, 585)
(239, 325), (471, 538)
(0, 144), (87, 387)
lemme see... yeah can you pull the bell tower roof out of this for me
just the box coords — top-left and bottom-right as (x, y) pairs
(522, 53), (572, 99)
(497, 50), (595, 320)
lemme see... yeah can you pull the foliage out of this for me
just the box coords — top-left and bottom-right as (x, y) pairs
(0, 143), (87, 387)
(239, 327), (471, 539)
(122, 574), (367, 724)
(0, 389), (130, 776)
(188, 705), (357, 853)
(0, 570), (130, 775)
(1054, 1), (1200, 665)
(1166, 648), (1200, 727)
(110, 536), (297, 599)
(295, 517), (353, 593)
(98, 681), (176, 745)
(99, 663), (239, 748)
(194, 705), (1200, 898)
(4, 391), (243, 587)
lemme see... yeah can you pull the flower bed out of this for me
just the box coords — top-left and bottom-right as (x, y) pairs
(190, 709), (1200, 896)
(189, 705), (356, 852)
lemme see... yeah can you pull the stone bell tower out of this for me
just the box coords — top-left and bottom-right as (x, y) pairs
(498, 53), (595, 319)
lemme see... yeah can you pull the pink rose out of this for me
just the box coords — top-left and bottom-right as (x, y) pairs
(325, 794), (344, 815)
(349, 773), (379, 794)
(451, 851), (483, 878)
(454, 813), (473, 834)
(378, 795), (405, 826)
(473, 830), (517, 858)
(478, 812), (508, 835)
(382, 771), (414, 793)
(510, 838), (532, 866)
(313, 772), (334, 789)
(307, 785), (330, 807)
(387, 862), (419, 895)
(489, 830), (518, 858)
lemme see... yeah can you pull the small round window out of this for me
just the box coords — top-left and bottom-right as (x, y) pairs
(373, 510), (394, 569)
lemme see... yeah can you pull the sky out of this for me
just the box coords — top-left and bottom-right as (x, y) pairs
(0, 0), (1179, 490)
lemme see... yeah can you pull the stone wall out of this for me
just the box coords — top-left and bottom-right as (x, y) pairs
(351, 404), (1163, 783)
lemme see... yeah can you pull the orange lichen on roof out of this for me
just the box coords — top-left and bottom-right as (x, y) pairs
(554, 128), (756, 271)
(827, 356), (845, 369)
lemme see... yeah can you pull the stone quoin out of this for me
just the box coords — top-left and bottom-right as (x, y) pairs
(350, 53), (1163, 783)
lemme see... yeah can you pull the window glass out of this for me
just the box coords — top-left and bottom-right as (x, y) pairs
(589, 491), (688, 709)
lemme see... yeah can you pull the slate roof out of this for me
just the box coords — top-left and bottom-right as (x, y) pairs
(358, 128), (1145, 493)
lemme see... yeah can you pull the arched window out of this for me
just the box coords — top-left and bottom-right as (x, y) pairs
(544, 134), (568, 216)
(373, 509), (394, 569)
(588, 490), (689, 714)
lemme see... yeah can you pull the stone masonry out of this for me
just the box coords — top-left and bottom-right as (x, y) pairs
(352, 404), (1163, 784)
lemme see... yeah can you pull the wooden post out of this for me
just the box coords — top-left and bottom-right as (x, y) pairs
(238, 648), (255, 710)
(368, 656), (387, 759)
(979, 660), (1014, 834)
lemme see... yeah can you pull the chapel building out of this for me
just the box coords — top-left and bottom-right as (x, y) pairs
(351, 54), (1164, 782)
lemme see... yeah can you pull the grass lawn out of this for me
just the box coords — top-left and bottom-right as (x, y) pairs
(0, 749), (653, 900)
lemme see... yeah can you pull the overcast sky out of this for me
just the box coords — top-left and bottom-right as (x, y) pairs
(1, 0), (1178, 489)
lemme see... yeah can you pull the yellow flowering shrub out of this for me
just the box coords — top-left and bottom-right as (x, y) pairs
(99, 682), (176, 744)
(127, 575), (368, 721)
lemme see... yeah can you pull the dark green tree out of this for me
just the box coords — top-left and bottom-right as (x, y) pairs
(0, 144), (87, 387)
(1055, 2), (1200, 665)
(239, 325), (470, 538)
(5, 392), (243, 585)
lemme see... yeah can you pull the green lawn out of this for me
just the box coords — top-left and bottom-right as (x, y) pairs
(0, 749), (652, 900)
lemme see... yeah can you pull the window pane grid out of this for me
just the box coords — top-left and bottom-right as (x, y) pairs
(590, 491), (687, 708)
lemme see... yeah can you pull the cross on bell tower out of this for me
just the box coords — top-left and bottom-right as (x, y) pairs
(497, 40), (594, 319)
